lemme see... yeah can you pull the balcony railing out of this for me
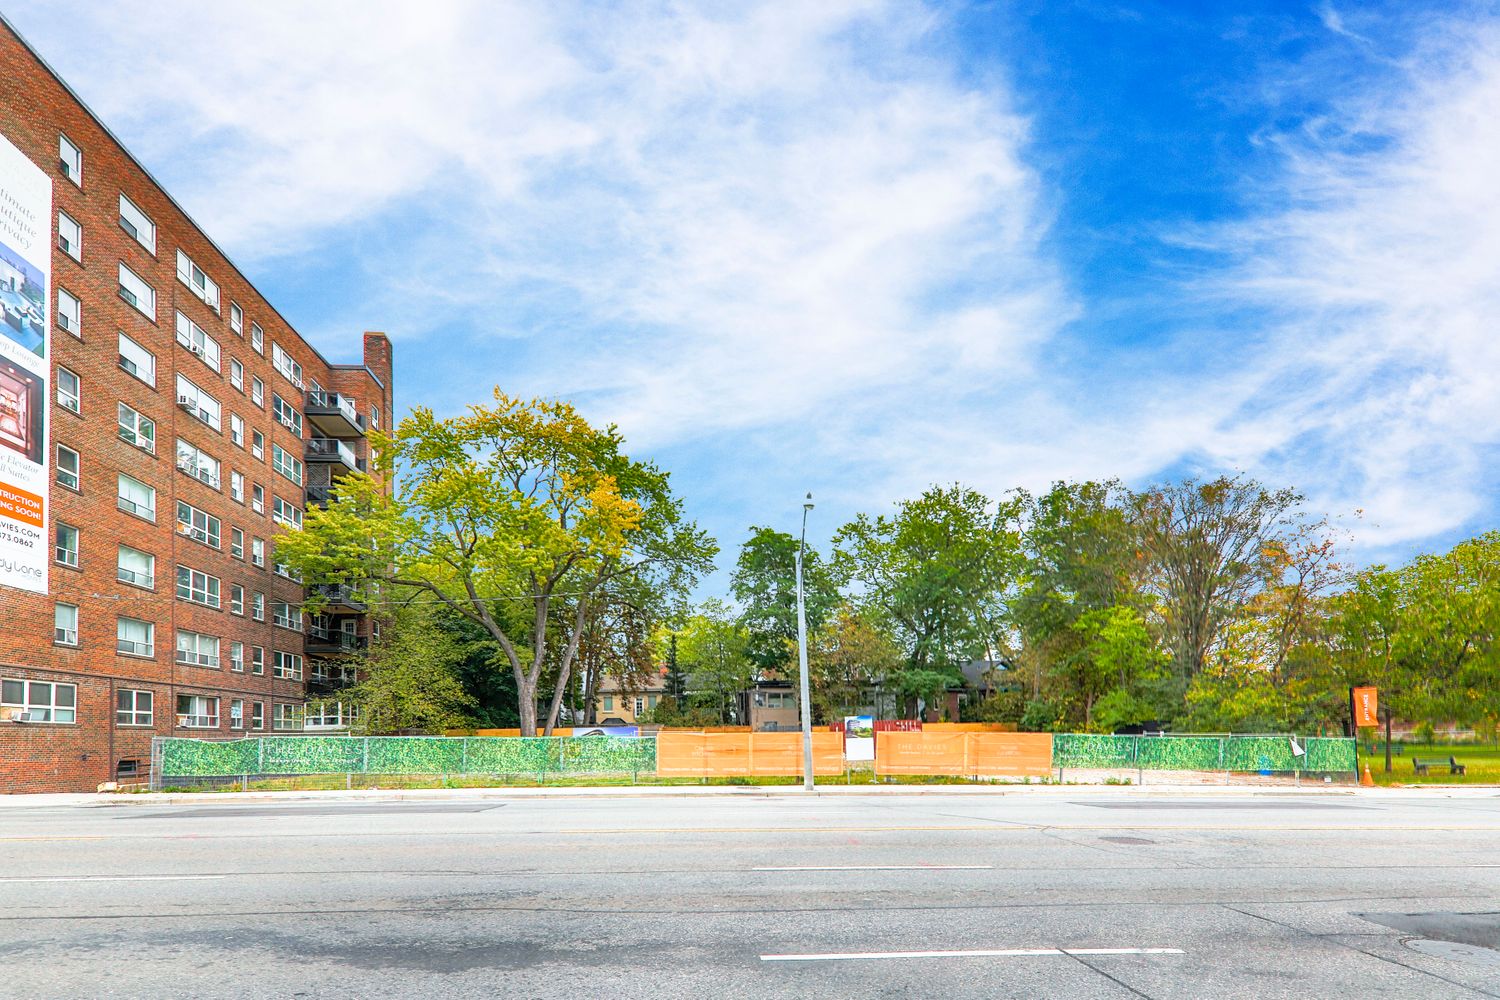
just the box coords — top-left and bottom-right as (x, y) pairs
(305, 390), (366, 439)
(311, 583), (367, 613)
(306, 437), (361, 474)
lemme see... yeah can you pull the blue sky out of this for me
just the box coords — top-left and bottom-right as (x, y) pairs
(9, 1), (1499, 576)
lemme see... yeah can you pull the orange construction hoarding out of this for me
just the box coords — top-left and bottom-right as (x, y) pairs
(1351, 687), (1379, 728)
(874, 731), (1053, 778)
(656, 731), (845, 777)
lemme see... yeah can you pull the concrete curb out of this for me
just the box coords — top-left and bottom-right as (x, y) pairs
(7, 783), (1492, 807)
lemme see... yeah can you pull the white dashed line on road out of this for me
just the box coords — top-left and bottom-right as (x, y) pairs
(760, 947), (1184, 962)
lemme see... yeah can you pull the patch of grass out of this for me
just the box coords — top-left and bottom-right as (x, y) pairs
(1357, 742), (1500, 785)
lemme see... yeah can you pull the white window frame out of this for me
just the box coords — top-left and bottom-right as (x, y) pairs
(57, 211), (81, 262)
(175, 250), (220, 313)
(250, 376), (264, 407)
(229, 359), (244, 392)
(175, 439), (221, 490)
(117, 544), (155, 589)
(272, 601), (302, 632)
(251, 700), (265, 729)
(229, 698), (244, 729)
(117, 263), (156, 319)
(56, 287), (81, 337)
(250, 537), (265, 567)
(116, 616), (154, 658)
(118, 331), (156, 385)
(251, 591), (265, 622)
(117, 473), (156, 521)
(175, 374), (221, 431)
(273, 702), (304, 731)
(251, 647), (265, 676)
(229, 302), (243, 335)
(250, 323), (264, 354)
(3, 679), (77, 723)
(230, 583), (244, 616)
(271, 495), (302, 529)
(116, 689), (154, 727)
(229, 641), (245, 673)
(55, 366), (80, 413)
(176, 694), (219, 729)
(118, 193), (156, 253)
(54, 521), (78, 567)
(230, 527), (244, 560)
(58, 134), (82, 185)
(54, 603), (79, 646)
(117, 402), (155, 454)
(175, 565), (221, 609)
(176, 500), (220, 549)
(56, 444), (79, 490)
(230, 413), (244, 448)
(175, 629), (221, 669)
(272, 395), (303, 437)
(174, 312), (220, 372)
(271, 343), (304, 388)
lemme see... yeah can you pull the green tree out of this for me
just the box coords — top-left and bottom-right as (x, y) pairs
(675, 600), (754, 724)
(730, 526), (841, 676)
(348, 597), (475, 734)
(274, 392), (716, 736)
(1059, 605), (1165, 731)
(806, 603), (903, 723)
(834, 483), (1023, 715)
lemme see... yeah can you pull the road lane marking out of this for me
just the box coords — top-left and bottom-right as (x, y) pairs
(752, 865), (994, 871)
(760, 947), (1184, 962)
(0, 875), (226, 884)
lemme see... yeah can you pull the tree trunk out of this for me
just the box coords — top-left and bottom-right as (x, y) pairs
(517, 667), (537, 736)
(1384, 706), (1392, 774)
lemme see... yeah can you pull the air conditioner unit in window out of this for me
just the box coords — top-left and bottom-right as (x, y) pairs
(11, 710), (43, 723)
(291, 376), (305, 391)
(278, 414), (294, 430)
(177, 394), (195, 407)
(189, 344), (204, 358)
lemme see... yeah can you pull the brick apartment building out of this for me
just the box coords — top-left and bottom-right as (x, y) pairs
(0, 16), (393, 792)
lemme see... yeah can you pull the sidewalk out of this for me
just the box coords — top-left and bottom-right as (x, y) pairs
(4, 782), (1495, 808)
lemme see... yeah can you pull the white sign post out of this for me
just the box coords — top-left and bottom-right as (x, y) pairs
(844, 715), (875, 763)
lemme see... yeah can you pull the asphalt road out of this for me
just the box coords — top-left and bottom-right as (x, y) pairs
(4, 789), (1500, 999)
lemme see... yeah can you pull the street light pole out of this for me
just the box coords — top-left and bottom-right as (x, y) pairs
(796, 493), (815, 792)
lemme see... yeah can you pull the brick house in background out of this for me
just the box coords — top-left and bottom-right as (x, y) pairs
(0, 15), (394, 792)
(594, 668), (668, 725)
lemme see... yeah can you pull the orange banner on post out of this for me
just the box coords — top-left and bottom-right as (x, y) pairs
(874, 731), (1053, 778)
(1351, 687), (1379, 728)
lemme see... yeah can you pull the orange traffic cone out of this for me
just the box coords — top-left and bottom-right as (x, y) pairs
(1360, 764), (1375, 787)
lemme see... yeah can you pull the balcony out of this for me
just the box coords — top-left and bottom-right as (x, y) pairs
(306, 437), (362, 476)
(305, 390), (365, 439)
(307, 664), (359, 695)
(306, 623), (368, 653)
(310, 583), (367, 613)
(306, 484), (333, 508)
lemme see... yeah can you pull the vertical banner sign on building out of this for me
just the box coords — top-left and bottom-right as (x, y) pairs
(844, 716), (875, 762)
(1350, 687), (1379, 729)
(0, 134), (51, 594)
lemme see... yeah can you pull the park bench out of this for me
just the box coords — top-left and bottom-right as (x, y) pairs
(1412, 756), (1466, 776)
(1365, 744), (1404, 755)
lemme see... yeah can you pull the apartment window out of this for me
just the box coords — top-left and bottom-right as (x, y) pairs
(251, 431), (265, 461)
(229, 302), (243, 335)
(230, 584), (244, 615)
(176, 501), (220, 548)
(273, 703), (304, 731)
(272, 651), (303, 680)
(227, 471), (243, 504)
(118, 193), (155, 253)
(175, 250), (220, 312)
(175, 375), (221, 431)
(116, 690), (153, 727)
(229, 414), (245, 448)
(250, 376), (264, 406)
(229, 641), (244, 673)
(116, 616), (154, 658)
(251, 701), (265, 729)
(272, 394), (303, 437)
(117, 545), (155, 589)
(250, 323), (263, 354)
(3, 679), (76, 723)
(273, 556), (301, 582)
(271, 496), (302, 529)
(272, 601), (302, 631)
(230, 527), (244, 560)
(251, 537), (265, 567)
(603, 695), (614, 712)
(250, 591), (265, 621)
(54, 603), (79, 646)
(117, 263), (155, 319)
(176, 565), (221, 609)
(56, 445), (79, 490)
(54, 367), (80, 413)
(272, 445), (304, 486)
(118, 331), (156, 385)
(54, 522), (78, 567)
(175, 630), (221, 668)
(370, 404), (380, 429)
(251, 484), (265, 515)
(58, 133), (82, 184)
(176, 694), (219, 729)
(57, 211), (81, 261)
(116, 403), (156, 454)
(271, 343), (303, 387)
(175, 439), (221, 489)
(174, 312), (220, 372)
(250, 646), (265, 676)
(635, 697), (644, 716)
(56, 288), (81, 337)
(229, 358), (244, 391)
(117, 474), (156, 521)
(229, 699), (244, 729)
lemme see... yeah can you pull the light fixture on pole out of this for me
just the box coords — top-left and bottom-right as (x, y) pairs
(796, 492), (815, 792)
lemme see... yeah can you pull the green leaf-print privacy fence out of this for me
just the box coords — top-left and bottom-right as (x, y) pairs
(1052, 734), (1355, 773)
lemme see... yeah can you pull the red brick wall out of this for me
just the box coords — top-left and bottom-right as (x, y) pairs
(0, 21), (387, 792)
